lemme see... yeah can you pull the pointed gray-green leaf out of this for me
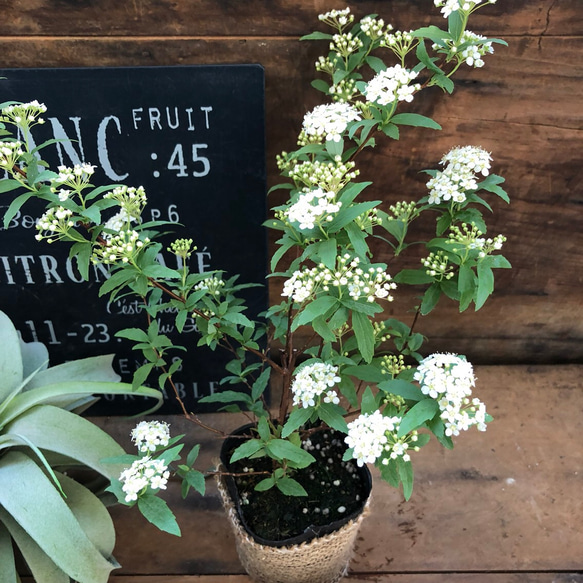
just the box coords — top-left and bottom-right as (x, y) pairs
(2, 381), (163, 426)
(0, 310), (24, 402)
(55, 472), (116, 558)
(19, 339), (49, 379)
(0, 451), (117, 583)
(0, 521), (17, 583)
(0, 506), (70, 583)
(22, 354), (119, 392)
(5, 405), (127, 480)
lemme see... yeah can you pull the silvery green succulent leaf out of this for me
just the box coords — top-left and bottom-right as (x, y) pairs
(0, 310), (164, 580)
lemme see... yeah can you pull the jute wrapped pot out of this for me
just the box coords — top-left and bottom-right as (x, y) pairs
(217, 475), (370, 583)
(216, 426), (372, 583)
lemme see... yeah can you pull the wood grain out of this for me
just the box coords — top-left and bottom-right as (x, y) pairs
(84, 365), (583, 577)
(1, 30), (582, 362)
(1, 0), (581, 37)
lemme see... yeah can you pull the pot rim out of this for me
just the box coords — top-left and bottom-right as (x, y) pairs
(219, 423), (373, 548)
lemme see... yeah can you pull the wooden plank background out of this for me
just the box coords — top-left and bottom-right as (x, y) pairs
(3, 2), (582, 582)
(1, 0), (582, 364)
(97, 365), (583, 579)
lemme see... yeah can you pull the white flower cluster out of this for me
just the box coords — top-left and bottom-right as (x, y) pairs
(119, 457), (170, 503)
(414, 353), (488, 437)
(360, 16), (391, 40)
(318, 8), (353, 30)
(426, 145), (492, 205)
(364, 65), (421, 106)
(302, 103), (361, 143)
(345, 410), (404, 466)
(290, 362), (341, 408)
(131, 420), (171, 453)
(287, 157), (358, 192)
(447, 223), (506, 258)
(285, 188), (342, 230)
(102, 208), (135, 235)
(35, 206), (75, 242)
(330, 32), (364, 58)
(92, 228), (149, 265)
(0, 141), (24, 170)
(434, 0), (496, 19)
(50, 163), (97, 192)
(282, 255), (396, 304)
(193, 275), (225, 296)
(104, 185), (147, 219)
(0, 100), (47, 126)
(459, 31), (494, 68)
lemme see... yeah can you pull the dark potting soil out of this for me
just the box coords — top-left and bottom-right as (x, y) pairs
(226, 429), (370, 542)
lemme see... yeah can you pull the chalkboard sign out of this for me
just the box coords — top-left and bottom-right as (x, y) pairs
(0, 65), (267, 414)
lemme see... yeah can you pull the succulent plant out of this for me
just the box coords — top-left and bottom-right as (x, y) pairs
(0, 310), (162, 583)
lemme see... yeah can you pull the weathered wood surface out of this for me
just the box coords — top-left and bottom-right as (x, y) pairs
(1, 2), (582, 363)
(107, 576), (583, 583)
(84, 365), (583, 579)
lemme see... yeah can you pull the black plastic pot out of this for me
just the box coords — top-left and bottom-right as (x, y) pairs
(219, 423), (373, 548)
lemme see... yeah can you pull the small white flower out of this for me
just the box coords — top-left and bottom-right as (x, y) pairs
(131, 420), (171, 453)
(302, 103), (361, 143)
(290, 362), (341, 409)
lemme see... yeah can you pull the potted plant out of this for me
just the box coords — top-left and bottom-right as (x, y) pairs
(0, 309), (162, 582)
(0, 1), (510, 581)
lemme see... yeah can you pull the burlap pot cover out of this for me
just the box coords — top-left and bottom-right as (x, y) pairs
(217, 474), (371, 583)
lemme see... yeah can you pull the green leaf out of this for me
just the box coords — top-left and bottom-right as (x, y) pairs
(141, 264), (181, 279)
(2, 191), (35, 230)
(318, 402), (348, 434)
(397, 457), (414, 501)
(343, 364), (386, 384)
(281, 407), (313, 438)
(345, 221), (369, 257)
(301, 31), (334, 41)
(393, 269), (434, 285)
(352, 310), (375, 363)
(137, 494), (181, 536)
(378, 379), (424, 402)
(265, 439), (316, 468)
(230, 438), (264, 463)
(315, 238), (337, 270)
(276, 477), (308, 497)
(199, 390), (252, 406)
(361, 386), (377, 415)
(475, 262), (494, 311)
(254, 477), (275, 491)
(294, 295), (338, 328)
(420, 282), (442, 315)
(251, 368), (271, 402)
(222, 311), (254, 329)
(186, 444), (200, 467)
(181, 469), (205, 497)
(397, 399), (439, 437)
(390, 113), (441, 130)
(311, 315), (337, 343)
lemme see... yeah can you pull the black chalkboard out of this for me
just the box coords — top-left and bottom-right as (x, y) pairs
(0, 65), (267, 414)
